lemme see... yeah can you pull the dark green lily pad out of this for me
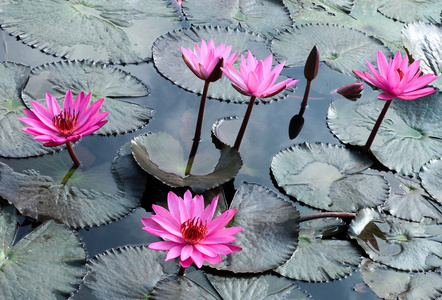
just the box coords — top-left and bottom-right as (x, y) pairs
(207, 183), (300, 273)
(349, 208), (442, 271)
(271, 143), (389, 212)
(0, 204), (86, 299)
(153, 26), (295, 104)
(182, 0), (292, 37)
(360, 258), (442, 300)
(22, 60), (152, 136)
(327, 92), (442, 175)
(402, 22), (442, 90)
(420, 159), (442, 206)
(0, 61), (64, 158)
(0, 143), (146, 228)
(271, 24), (391, 76)
(378, 0), (442, 23)
(84, 246), (179, 300)
(0, 0), (180, 63)
(383, 175), (442, 223)
(131, 131), (242, 192)
(276, 218), (362, 282)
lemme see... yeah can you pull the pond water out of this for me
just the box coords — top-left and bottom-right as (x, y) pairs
(0, 1), (440, 300)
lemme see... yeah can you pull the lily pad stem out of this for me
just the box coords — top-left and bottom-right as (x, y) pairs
(299, 212), (356, 223)
(178, 266), (186, 276)
(363, 99), (392, 153)
(66, 141), (81, 166)
(234, 96), (256, 150)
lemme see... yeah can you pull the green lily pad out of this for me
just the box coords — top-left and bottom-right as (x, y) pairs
(360, 258), (442, 300)
(0, 204), (86, 299)
(0, 0), (180, 63)
(182, 0), (292, 37)
(131, 131), (242, 192)
(151, 275), (217, 300)
(207, 183), (300, 273)
(0, 143), (147, 228)
(349, 208), (442, 271)
(153, 26), (294, 104)
(22, 60), (152, 136)
(327, 92), (442, 175)
(271, 24), (391, 76)
(276, 218), (362, 282)
(383, 175), (442, 223)
(0, 61), (64, 158)
(84, 246), (179, 300)
(420, 159), (442, 206)
(271, 143), (389, 212)
(402, 22), (442, 90)
(378, 0), (442, 23)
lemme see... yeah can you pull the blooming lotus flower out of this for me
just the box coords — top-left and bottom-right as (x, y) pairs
(221, 51), (299, 98)
(141, 190), (242, 269)
(353, 51), (437, 100)
(181, 39), (239, 82)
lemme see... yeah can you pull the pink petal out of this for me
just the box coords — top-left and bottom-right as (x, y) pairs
(180, 244), (193, 261)
(194, 244), (218, 257)
(180, 257), (194, 268)
(148, 241), (179, 251)
(190, 247), (203, 268)
(399, 88), (436, 100)
(167, 191), (182, 222)
(207, 209), (237, 233)
(45, 93), (61, 116)
(201, 254), (221, 265)
(152, 204), (180, 228)
(165, 244), (185, 261)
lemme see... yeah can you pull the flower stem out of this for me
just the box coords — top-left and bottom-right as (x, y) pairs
(300, 80), (312, 108)
(234, 96), (256, 150)
(299, 212), (356, 223)
(363, 99), (392, 153)
(178, 266), (186, 276)
(60, 164), (79, 185)
(66, 141), (81, 166)
(185, 138), (199, 176)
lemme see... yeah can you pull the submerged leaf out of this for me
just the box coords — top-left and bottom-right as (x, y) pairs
(276, 218), (362, 282)
(349, 208), (442, 271)
(0, 0), (181, 63)
(0, 205), (86, 299)
(271, 143), (389, 211)
(22, 60), (152, 136)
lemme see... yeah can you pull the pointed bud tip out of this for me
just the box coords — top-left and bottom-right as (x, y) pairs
(304, 45), (320, 81)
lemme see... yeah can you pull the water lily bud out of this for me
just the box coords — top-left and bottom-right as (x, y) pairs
(304, 45), (320, 81)
(336, 82), (364, 101)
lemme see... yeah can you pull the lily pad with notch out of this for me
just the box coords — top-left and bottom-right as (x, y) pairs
(349, 208), (442, 271)
(271, 143), (389, 212)
(327, 92), (442, 175)
(0, 204), (86, 299)
(420, 159), (442, 206)
(0, 0), (181, 63)
(0, 142), (147, 228)
(22, 60), (152, 136)
(275, 217), (362, 282)
(131, 131), (242, 192)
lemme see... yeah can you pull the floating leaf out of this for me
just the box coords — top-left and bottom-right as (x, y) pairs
(208, 183), (300, 273)
(271, 143), (389, 211)
(420, 159), (442, 206)
(276, 218), (362, 282)
(327, 92), (442, 175)
(360, 258), (442, 300)
(0, 0), (181, 63)
(271, 24), (391, 76)
(0, 204), (86, 299)
(402, 22), (442, 90)
(378, 0), (442, 23)
(0, 61), (64, 158)
(84, 246), (179, 300)
(349, 208), (442, 271)
(383, 175), (442, 223)
(153, 26), (294, 103)
(151, 274), (217, 299)
(22, 60), (152, 136)
(0, 143), (146, 227)
(131, 131), (242, 192)
(182, 0), (292, 37)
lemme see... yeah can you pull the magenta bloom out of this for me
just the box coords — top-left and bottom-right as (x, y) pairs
(20, 89), (108, 147)
(181, 39), (239, 82)
(353, 51), (437, 100)
(221, 51), (299, 98)
(335, 81), (364, 101)
(141, 190), (242, 268)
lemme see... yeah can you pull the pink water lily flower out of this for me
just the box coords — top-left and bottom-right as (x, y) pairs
(20, 89), (108, 147)
(142, 190), (242, 269)
(181, 39), (239, 82)
(353, 51), (437, 100)
(221, 51), (299, 98)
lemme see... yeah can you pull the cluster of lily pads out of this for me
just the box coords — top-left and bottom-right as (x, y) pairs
(0, 0), (441, 299)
